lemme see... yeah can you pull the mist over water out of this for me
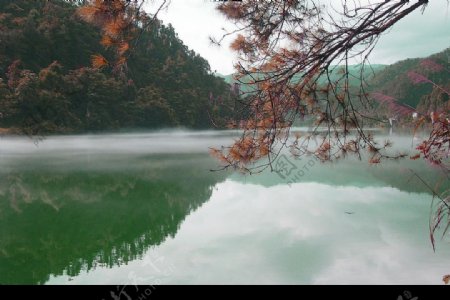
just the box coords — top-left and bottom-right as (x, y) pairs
(0, 130), (448, 284)
(0, 130), (238, 172)
(0, 130), (239, 156)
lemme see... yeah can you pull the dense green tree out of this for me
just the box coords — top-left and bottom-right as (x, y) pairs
(134, 86), (176, 128)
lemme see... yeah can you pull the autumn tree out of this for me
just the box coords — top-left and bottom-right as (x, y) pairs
(207, 0), (449, 174)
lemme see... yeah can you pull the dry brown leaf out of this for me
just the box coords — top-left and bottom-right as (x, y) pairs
(91, 54), (108, 69)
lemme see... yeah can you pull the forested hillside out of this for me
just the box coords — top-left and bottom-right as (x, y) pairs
(0, 0), (237, 134)
(368, 48), (449, 115)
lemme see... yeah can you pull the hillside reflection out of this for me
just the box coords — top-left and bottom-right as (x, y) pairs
(0, 153), (228, 284)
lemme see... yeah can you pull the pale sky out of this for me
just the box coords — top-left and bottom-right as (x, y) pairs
(147, 0), (450, 75)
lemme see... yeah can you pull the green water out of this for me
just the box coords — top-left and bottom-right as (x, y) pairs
(0, 131), (449, 284)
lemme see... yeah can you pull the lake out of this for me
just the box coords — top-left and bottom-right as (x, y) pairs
(0, 130), (449, 284)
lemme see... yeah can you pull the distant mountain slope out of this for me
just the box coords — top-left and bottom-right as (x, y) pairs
(367, 48), (449, 112)
(221, 64), (387, 94)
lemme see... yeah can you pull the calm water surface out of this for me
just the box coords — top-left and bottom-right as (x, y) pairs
(0, 130), (449, 284)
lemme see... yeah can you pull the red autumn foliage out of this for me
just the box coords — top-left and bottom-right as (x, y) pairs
(77, 0), (169, 74)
